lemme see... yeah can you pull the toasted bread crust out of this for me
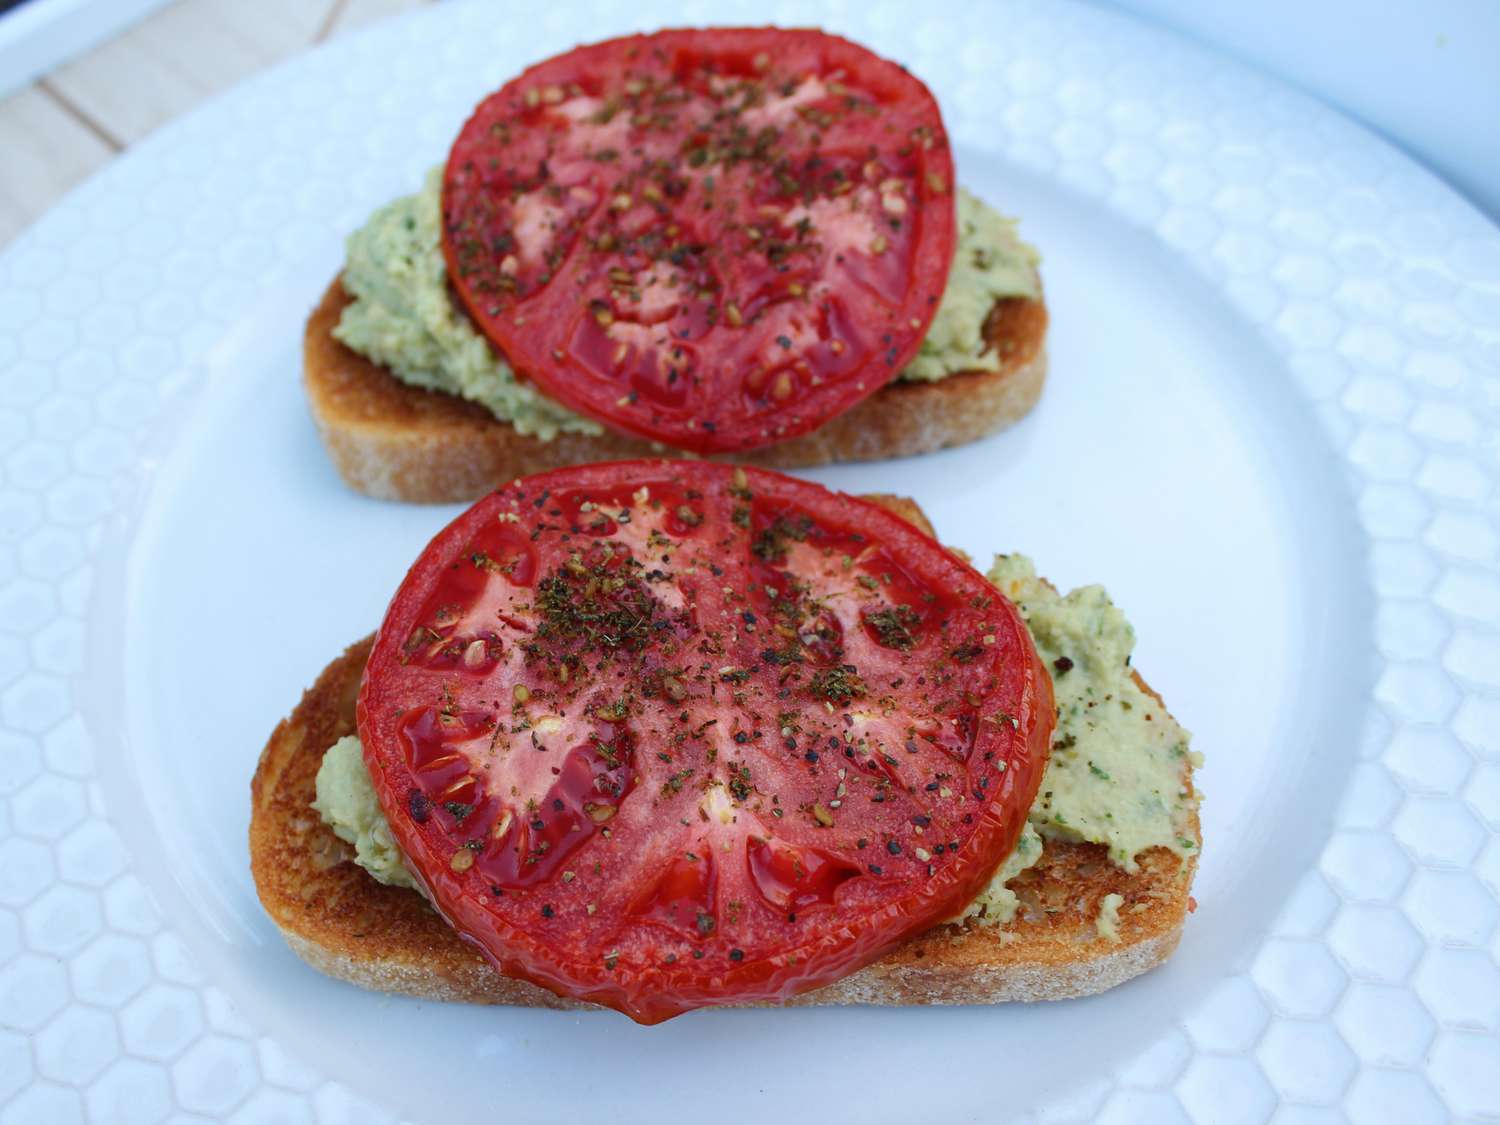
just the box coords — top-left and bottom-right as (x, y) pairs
(303, 281), (1049, 503)
(250, 497), (1198, 1011)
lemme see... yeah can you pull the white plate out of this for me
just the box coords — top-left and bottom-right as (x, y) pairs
(2, 2), (1498, 1122)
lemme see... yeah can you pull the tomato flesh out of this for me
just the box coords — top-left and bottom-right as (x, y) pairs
(357, 462), (1052, 1022)
(442, 29), (957, 453)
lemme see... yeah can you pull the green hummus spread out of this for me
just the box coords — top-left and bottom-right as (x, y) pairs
(335, 170), (601, 441)
(959, 556), (1201, 926)
(312, 555), (1199, 925)
(312, 736), (419, 891)
(898, 193), (1041, 381)
(334, 173), (1040, 437)
(1095, 893), (1125, 942)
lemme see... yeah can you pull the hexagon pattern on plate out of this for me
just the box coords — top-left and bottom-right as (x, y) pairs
(1, 0), (1497, 1120)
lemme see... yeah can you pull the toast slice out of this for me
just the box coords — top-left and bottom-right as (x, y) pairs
(250, 495), (1198, 1010)
(304, 281), (1049, 503)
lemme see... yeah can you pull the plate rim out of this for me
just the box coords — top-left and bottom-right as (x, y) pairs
(1, 0), (1498, 1121)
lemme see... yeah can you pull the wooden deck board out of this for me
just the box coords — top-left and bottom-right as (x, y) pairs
(0, 85), (116, 247)
(42, 0), (337, 144)
(0, 0), (433, 249)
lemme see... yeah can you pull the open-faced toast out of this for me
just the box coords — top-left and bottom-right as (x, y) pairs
(250, 495), (1197, 1010)
(304, 283), (1048, 503)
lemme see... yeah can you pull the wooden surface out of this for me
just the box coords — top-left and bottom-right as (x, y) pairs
(0, 0), (431, 249)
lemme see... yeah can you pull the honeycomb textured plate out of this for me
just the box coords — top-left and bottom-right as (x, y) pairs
(2, 1), (1499, 1121)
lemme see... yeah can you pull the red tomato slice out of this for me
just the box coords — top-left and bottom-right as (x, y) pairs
(357, 462), (1052, 1023)
(441, 29), (957, 454)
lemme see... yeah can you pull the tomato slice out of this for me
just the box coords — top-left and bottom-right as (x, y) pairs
(357, 462), (1052, 1022)
(441, 29), (957, 454)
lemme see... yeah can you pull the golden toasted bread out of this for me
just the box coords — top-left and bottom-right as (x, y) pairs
(303, 281), (1049, 503)
(250, 496), (1197, 1010)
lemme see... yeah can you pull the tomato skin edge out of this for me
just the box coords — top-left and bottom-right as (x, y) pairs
(355, 460), (1053, 1023)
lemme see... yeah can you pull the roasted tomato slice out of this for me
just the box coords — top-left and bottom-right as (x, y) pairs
(357, 462), (1051, 1023)
(441, 28), (957, 454)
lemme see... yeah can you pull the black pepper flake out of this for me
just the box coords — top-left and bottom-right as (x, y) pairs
(1053, 656), (1075, 674)
(886, 840), (902, 856)
(804, 749), (819, 764)
(729, 949), (744, 961)
(541, 904), (555, 919)
(869, 864), (883, 874)
(407, 789), (432, 823)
